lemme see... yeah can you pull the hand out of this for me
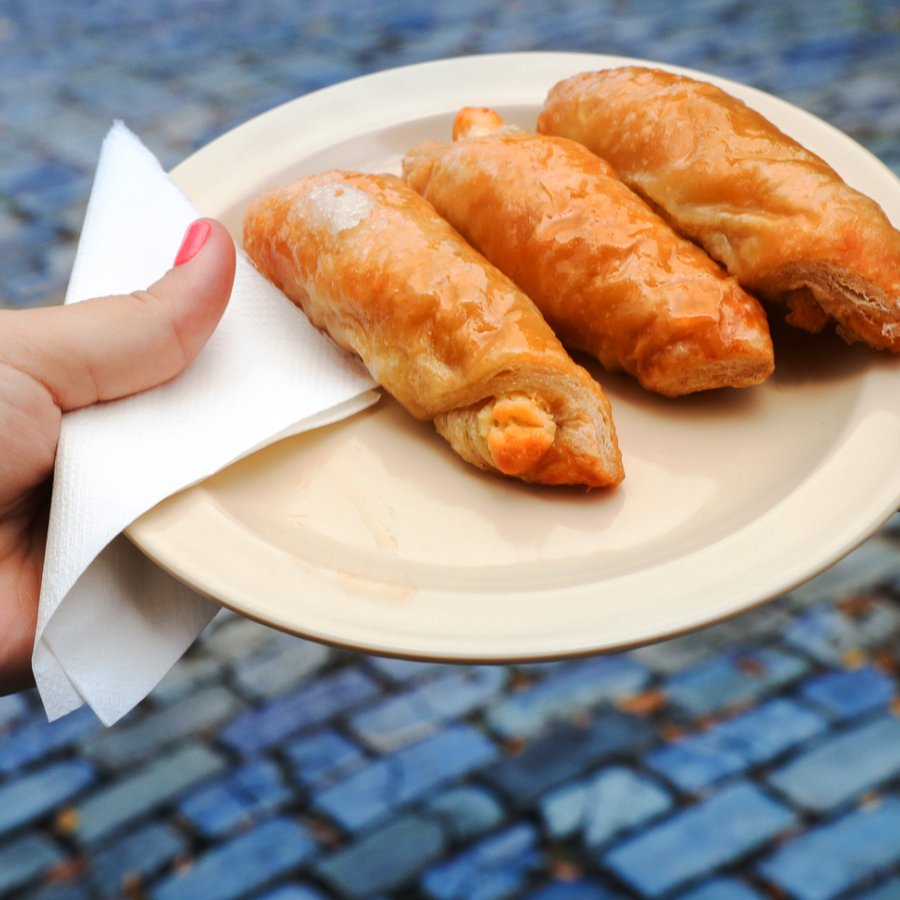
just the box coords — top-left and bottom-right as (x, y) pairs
(0, 219), (236, 694)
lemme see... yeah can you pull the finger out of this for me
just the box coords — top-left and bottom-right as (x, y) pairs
(0, 218), (236, 411)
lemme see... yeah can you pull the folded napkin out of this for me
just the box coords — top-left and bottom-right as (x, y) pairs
(32, 122), (379, 726)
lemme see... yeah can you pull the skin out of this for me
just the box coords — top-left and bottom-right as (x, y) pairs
(0, 218), (235, 694)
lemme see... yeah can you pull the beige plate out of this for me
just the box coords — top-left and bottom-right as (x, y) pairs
(127, 52), (900, 662)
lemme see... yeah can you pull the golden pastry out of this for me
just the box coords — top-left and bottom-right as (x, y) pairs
(243, 170), (623, 487)
(403, 107), (774, 396)
(538, 66), (900, 351)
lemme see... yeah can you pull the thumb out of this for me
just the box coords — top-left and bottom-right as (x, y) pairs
(0, 218), (236, 411)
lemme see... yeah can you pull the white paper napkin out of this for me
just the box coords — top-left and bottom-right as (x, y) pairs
(31, 122), (379, 726)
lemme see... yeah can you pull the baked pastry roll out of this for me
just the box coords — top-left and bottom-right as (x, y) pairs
(538, 66), (900, 351)
(402, 108), (774, 396)
(243, 171), (623, 487)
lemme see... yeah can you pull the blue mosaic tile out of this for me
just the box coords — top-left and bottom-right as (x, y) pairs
(313, 725), (498, 832)
(67, 743), (226, 846)
(485, 655), (650, 739)
(0, 236), (48, 284)
(766, 715), (900, 813)
(153, 816), (317, 900)
(88, 822), (187, 894)
(0, 219), (57, 262)
(199, 613), (272, 661)
(283, 728), (367, 789)
(421, 824), (542, 900)
(13, 105), (110, 172)
(177, 758), (290, 838)
(22, 880), (94, 900)
(0, 202), (20, 240)
(220, 666), (380, 756)
(255, 887), (329, 900)
(483, 711), (655, 806)
(476, 23), (543, 54)
(645, 698), (828, 793)
(80, 685), (241, 769)
(177, 59), (284, 103)
(231, 636), (331, 700)
(784, 598), (900, 665)
(265, 57), (364, 96)
(797, 665), (896, 721)
(523, 882), (623, 900)
(0, 758), (96, 837)
(68, 71), (179, 126)
(364, 655), (444, 683)
(433, 0), (494, 24)
(855, 877), (900, 900)
(4, 160), (85, 196)
(371, 5), (435, 33)
(4, 268), (69, 307)
(604, 782), (796, 897)
(675, 878), (765, 900)
(758, 797), (900, 900)
(350, 666), (506, 751)
(390, 25), (473, 67)
(2, 90), (65, 134)
(41, 239), (77, 288)
(0, 705), (100, 774)
(515, 660), (567, 676)
(315, 813), (445, 898)
(149, 653), (223, 705)
(664, 647), (809, 717)
(540, 766), (672, 847)
(633, 603), (792, 675)
(770, 54), (849, 93)
(0, 833), (66, 896)
(426, 786), (506, 842)
(12, 181), (89, 220)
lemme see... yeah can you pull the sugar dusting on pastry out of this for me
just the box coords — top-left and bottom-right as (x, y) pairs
(302, 182), (375, 235)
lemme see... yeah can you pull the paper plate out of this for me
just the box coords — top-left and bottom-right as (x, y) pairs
(127, 52), (900, 661)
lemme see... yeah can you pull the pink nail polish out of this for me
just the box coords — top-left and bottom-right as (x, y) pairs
(174, 219), (211, 266)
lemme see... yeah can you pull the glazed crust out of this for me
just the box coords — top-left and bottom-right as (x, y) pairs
(402, 109), (774, 396)
(537, 66), (900, 351)
(243, 171), (623, 487)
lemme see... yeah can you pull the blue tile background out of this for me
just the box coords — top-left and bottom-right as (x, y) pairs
(1, 1), (900, 898)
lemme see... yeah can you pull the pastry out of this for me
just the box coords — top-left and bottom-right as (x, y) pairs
(538, 66), (900, 351)
(403, 108), (774, 396)
(243, 170), (624, 487)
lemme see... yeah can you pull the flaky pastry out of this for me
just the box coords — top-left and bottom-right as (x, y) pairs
(538, 66), (900, 351)
(402, 108), (774, 396)
(243, 171), (623, 487)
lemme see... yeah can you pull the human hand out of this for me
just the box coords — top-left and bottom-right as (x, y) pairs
(0, 219), (236, 694)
